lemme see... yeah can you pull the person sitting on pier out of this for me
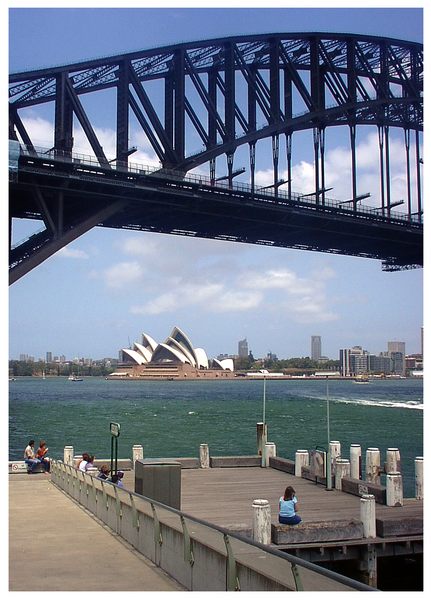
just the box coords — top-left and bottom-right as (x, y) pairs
(24, 439), (41, 473)
(116, 471), (125, 487)
(97, 464), (110, 480)
(78, 453), (90, 471)
(35, 440), (50, 473)
(278, 486), (302, 525)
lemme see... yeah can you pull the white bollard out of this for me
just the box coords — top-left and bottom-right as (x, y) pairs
(415, 457), (423, 499)
(386, 448), (401, 474)
(365, 448), (381, 484)
(386, 472), (403, 506)
(263, 442), (276, 467)
(64, 446), (74, 465)
(132, 445), (144, 464)
(329, 441), (341, 474)
(350, 444), (362, 480)
(199, 443), (210, 469)
(335, 458), (350, 490)
(252, 499), (272, 544)
(360, 494), (376, 538)
(295, 450), (309, 477)
(257, 422), (268, 457)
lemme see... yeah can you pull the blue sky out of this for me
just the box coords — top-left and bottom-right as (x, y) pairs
(7, 3), (424, 362)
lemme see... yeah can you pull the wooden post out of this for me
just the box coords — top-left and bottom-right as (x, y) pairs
(415, 456), (423, 499)
(335, 458), (350, 490)
(360, 494), (376, 538)
(385, 447), (401, 474)
(252, 499), (271, 544)
(63, 445), (74, 465)
(350, 444), (362, 479)
(263, 442), (276, 467)
(256, 422), (268, 456)
(366, 448), (381, 484)
(199, 443), (210, 469)
(358, 544), (378, 588)
(329, 440), (341, 474)
(132, 444), (144, 465)
(295, 449), (309, 477)
(386, 472), (403, 506)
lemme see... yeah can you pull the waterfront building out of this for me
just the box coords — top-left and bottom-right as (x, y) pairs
(311, 336), (322, 361)
(113, 326), (234, 379)
(46, 351), (52, 363)
(238, 338), (248, 358)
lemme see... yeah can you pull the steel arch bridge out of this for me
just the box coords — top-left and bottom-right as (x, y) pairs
(9, 32), (423, 283)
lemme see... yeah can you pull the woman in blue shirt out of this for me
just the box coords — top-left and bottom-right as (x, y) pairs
(279, 486), (302, 525)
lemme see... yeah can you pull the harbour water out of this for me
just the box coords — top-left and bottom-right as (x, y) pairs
(9, 377), (423, 496)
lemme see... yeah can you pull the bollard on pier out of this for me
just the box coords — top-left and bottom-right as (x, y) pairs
(365, 448), (381, 484)
(252, 499), (271, 544)
(132, 444), (144, 465)
(360, 494), (376, 538)
(335, 458), (350, 490)
(386, 472), (403, 507)
(295, 449), (309, 477)
(199, 443), (210, 469)
(350, 444), (362, 480)
(385, 448), (401, 474)
(263, 442), (276, 467)
(415, 456), (423, 499)
(256, 422), (268, 457)
(64, 445), (74, 465)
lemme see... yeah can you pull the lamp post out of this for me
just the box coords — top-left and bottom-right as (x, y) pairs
(326, 377), (332, 490)
(261, 374), (267, 467)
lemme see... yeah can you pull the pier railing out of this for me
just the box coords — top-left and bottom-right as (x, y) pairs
(51, 460), (375, 592)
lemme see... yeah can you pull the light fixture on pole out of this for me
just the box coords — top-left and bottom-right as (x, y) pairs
(326, 376), (332, 490)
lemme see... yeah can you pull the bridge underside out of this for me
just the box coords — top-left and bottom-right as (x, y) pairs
(9, 160), (422, 284)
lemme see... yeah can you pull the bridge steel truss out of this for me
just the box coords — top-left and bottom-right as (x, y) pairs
(9, 32), (423, 282)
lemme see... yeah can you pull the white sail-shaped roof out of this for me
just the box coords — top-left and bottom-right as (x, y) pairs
(151, 343), (190, 364)
(165, 337), (196, 366)
(134, 342), (153, 363)
(122, 348), (147, 365)
(169, 326), (198, 365)
(194, 348), (209, 369)
(142, 333), (158, 352)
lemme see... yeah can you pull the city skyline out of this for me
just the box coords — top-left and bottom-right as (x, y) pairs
(7, 5), (424, 362)
(12, 329), (421, 365)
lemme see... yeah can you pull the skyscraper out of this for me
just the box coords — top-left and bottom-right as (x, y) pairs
(311, 336), (322, 361)
(238, 338), (248, 358)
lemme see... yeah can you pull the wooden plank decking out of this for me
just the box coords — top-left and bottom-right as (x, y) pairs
(121, 465), (423, 539)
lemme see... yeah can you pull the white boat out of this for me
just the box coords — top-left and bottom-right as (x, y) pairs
(68, 374), (83, 381)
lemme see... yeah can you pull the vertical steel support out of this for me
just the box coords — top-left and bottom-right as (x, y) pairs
(174, 48), (185, 162)
(350, 124), (357, 212)
(116, 60), (130, 165)
(209, 67), (217, 184)
(272, 135), (279, 200)
(404, 128), (412, 219)
(165, 71), (174, 153)
(249, 142), (256, 195)
(286, 133), (292, 200)
(319, 127), (326, 205)
(227, 152), (234, 189)
(313, 127), (320, 204)
(415, 130), (422, 222)
(384, 125), (391, 215)
(210, 158), (216, 187)
(269, 38), (280, 124)
(224, 42), (235, 142)
(378, 125), (385, 212)
(55, 72), (73, 157)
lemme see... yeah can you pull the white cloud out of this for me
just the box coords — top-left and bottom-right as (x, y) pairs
(56, 247), (89, 259)
(101, 261), (145, 289)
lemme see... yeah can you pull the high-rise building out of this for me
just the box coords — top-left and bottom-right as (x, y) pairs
(311, 336), (322, 361)
(238, 338), (248, 358)
(387, 341), (405, 375)
(388, 341), (405, 355)
(46, 352), (52, 363)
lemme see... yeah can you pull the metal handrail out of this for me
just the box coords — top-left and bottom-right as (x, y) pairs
(50, 460), (376, 592)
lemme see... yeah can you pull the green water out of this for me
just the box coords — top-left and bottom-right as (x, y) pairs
(9, 377), (423, 496)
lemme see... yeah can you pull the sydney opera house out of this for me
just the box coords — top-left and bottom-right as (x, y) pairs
(109, 326), (235, 380)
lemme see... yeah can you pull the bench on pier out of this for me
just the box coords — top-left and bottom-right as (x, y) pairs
(210, 456), (261, 468)
(9, 460), (46, 474)
(341, 477), (386, 504)
(269, 456), (295, 474)
(271, 519), (364, 545)
(376, 516), (423, 537)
